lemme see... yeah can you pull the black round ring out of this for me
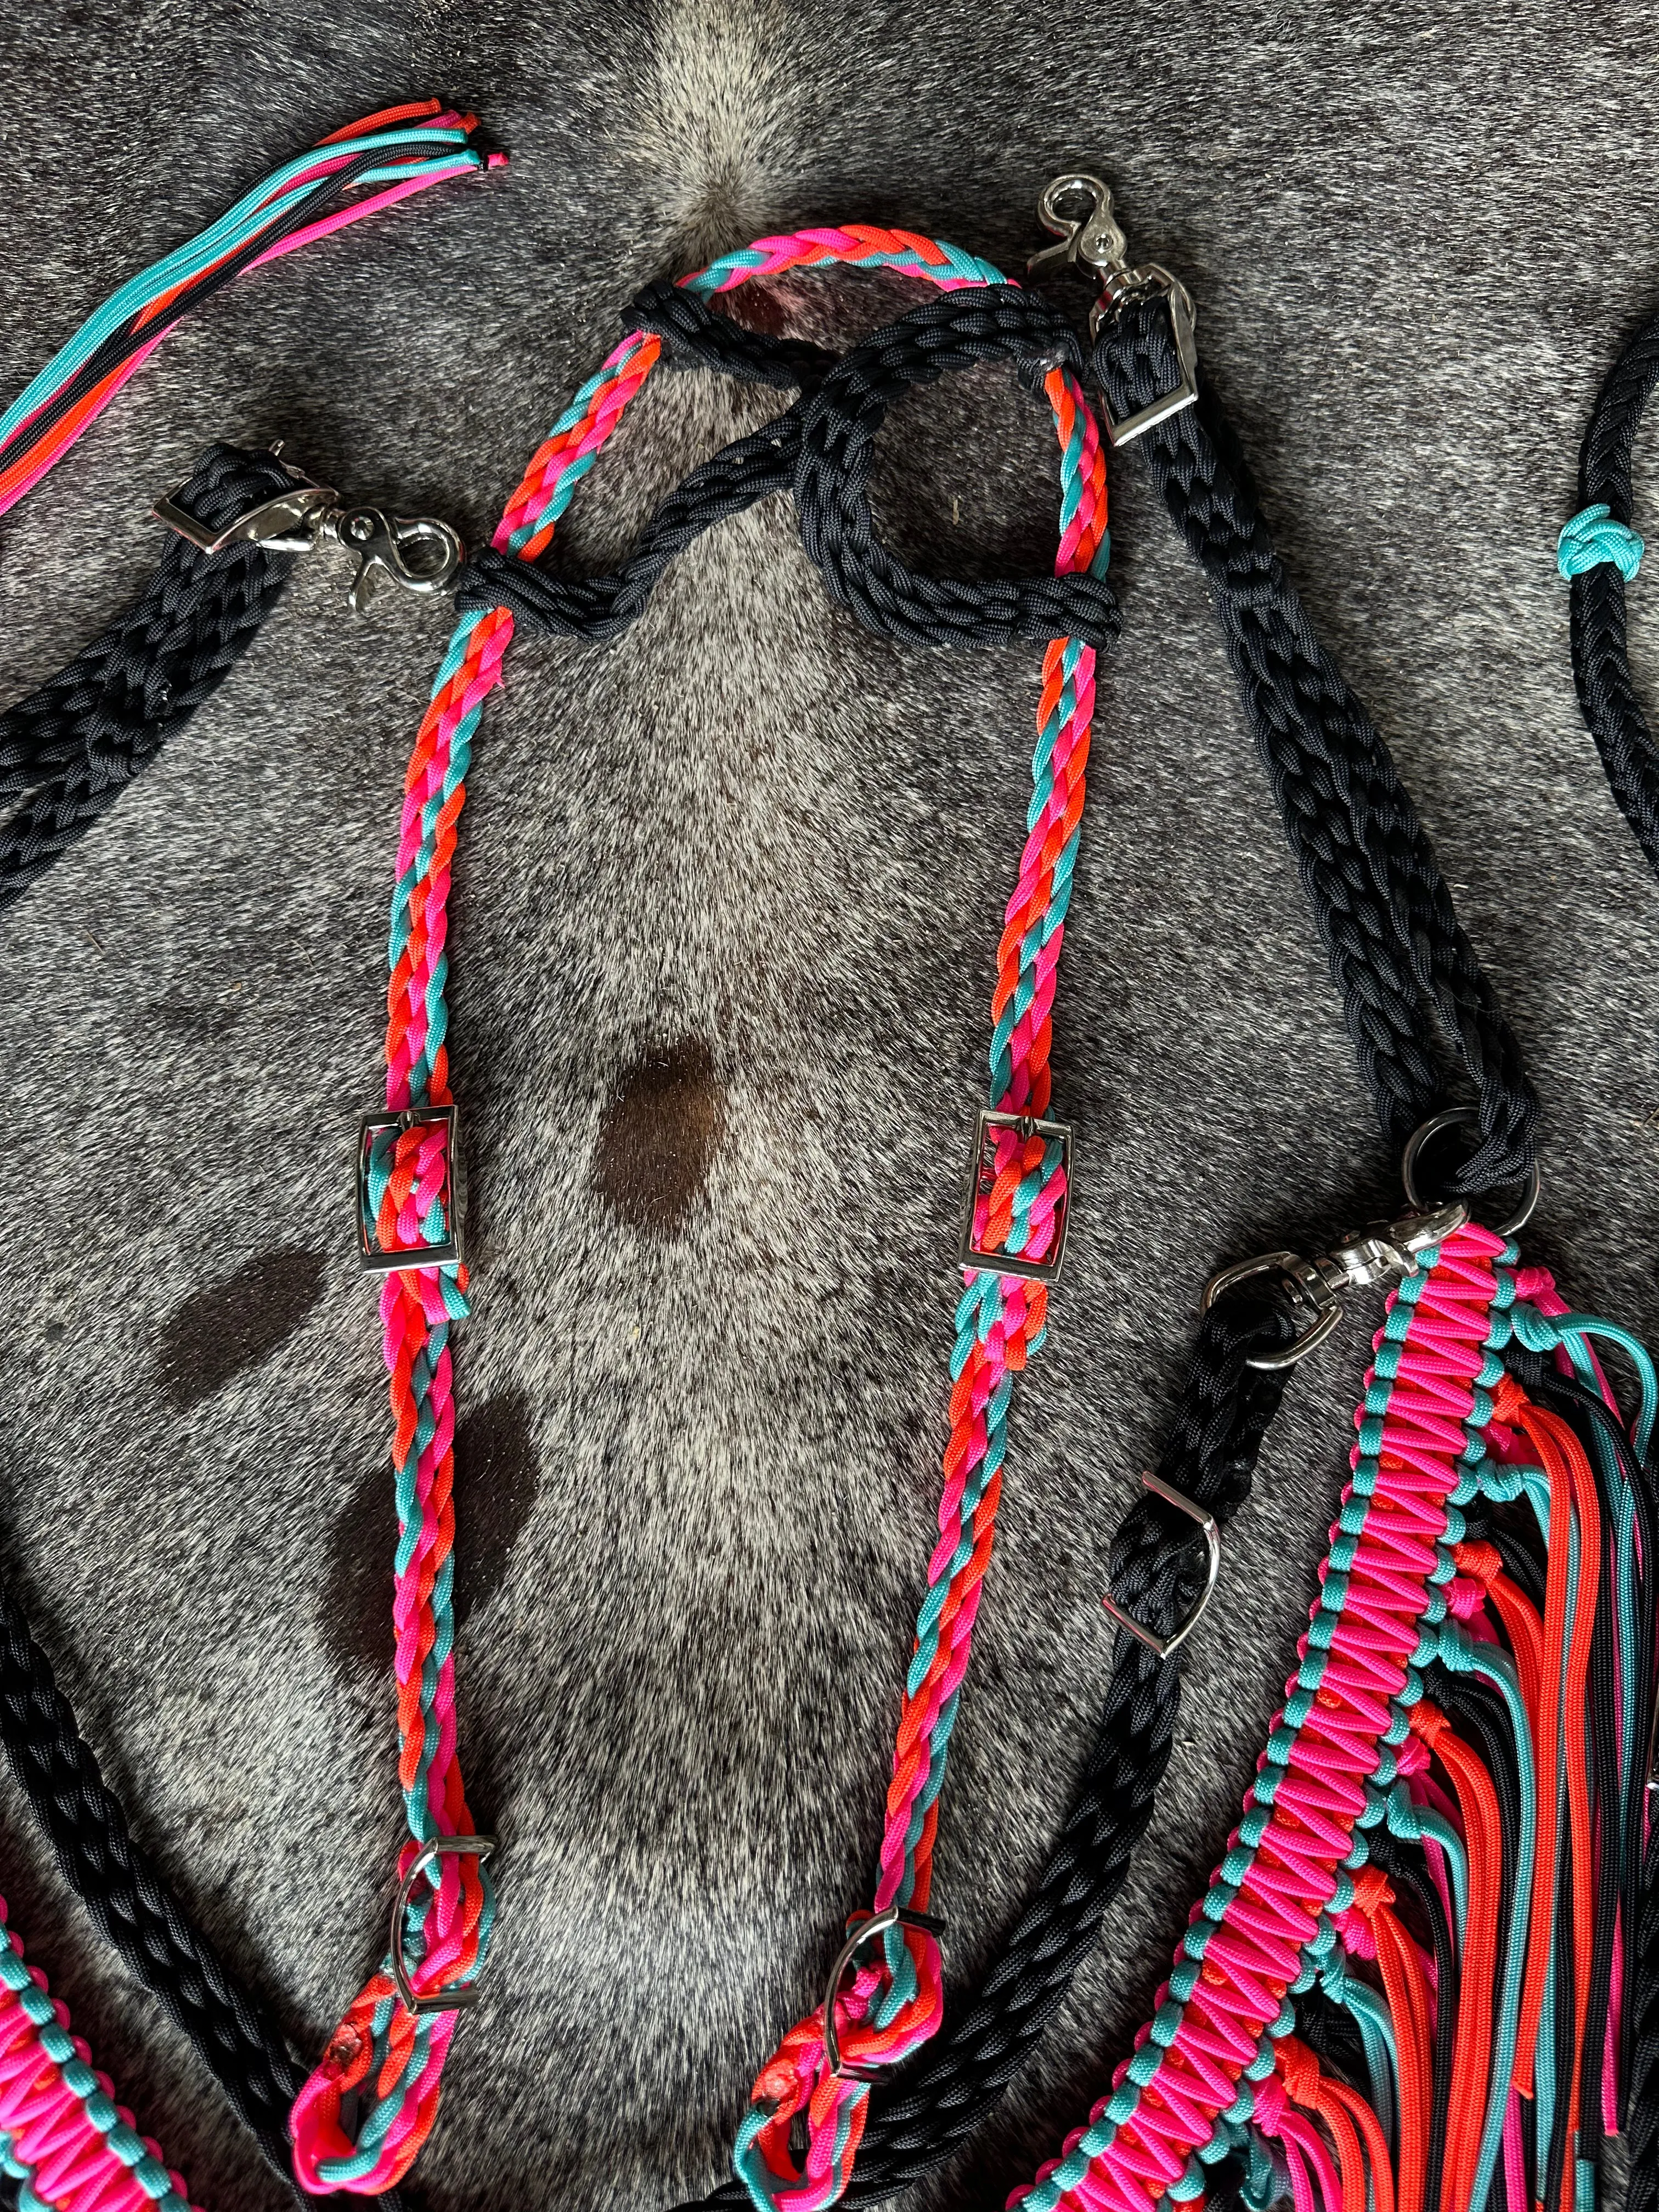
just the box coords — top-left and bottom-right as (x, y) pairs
(791, 284), (1120, 652)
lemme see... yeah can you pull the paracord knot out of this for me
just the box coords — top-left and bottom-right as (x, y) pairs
(1557, 501), (1644, 582)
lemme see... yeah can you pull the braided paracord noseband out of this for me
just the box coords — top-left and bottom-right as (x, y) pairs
(291, 218), (1116, 2202)
(1088, 298), (1537, 1203)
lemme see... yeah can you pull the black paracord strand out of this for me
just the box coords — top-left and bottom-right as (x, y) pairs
(1088, 299), (1538, 1200)
(0, 444), (300, 910)
(675, 1292), (1297, 2212)
(1566, 301), (1659, 878)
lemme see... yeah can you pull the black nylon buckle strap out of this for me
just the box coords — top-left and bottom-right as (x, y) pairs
(674, 1291), (1297, 2212)
(1567, 304), (1659, 884)
(1089, 297), (1538, 1203)
(0, 442), (300, 915)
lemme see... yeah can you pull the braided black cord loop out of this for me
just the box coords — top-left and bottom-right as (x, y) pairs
(1089, 300), (1537, 1201)
(462, 286), (1118, 657)
(0, 1575), (403, 2211)
(0, 443), (299, 912)
(1568, 306), (1659, 878)
(629, 276), (841, 392)
(794, 288), (1118, 652)
(455, 411), (803, 640)
(674, 1292), (1296, 2211)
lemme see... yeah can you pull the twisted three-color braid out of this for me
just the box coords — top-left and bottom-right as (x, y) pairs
(732, 317), (1106, 2212)
(292, 220), (1106, 2202)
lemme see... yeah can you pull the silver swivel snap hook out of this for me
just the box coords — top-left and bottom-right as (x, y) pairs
(154, 443), (464, 615)
(318, 505), (465, 614)
(1030, 172), (1200, 446)
(1201, 1199), (1471, 1372)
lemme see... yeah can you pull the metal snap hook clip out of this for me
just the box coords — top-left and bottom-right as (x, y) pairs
(390, 1832), (497, 2015)
(1029, 174), (1130, 282)
(1201, 1197), (1470, 1372)
(1031, 173), (1200, 444)
(322, 506), (466, 613)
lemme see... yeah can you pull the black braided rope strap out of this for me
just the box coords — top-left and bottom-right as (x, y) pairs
(0, 443), (299, 913)
(1567, 304), (1659, 878)
(1090, 300), (1536, 1200)
(461, 285), (1118, 656)
(794, 286), (1119, 651)
(0, 1576), (403, 2212)
(676, 1292), (1296, 2212)
(456, 411), (803, 642)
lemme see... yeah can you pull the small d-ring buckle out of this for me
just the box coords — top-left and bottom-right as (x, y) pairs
(391, 1833), (497, 2015)
(821, 1904), (946, 2081)
(1100, 1471), (1221, 1659)
(1401, 1106), (1541, 1238)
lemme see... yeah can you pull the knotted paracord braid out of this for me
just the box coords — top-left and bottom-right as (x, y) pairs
(1561, 301), (1659, 882)
(1090, 301), (1538, 1200)
(0, 444), (298, 910)
(292, 217), (1113, 2203)
(0, 1574), (404, 2211)
(678, 1293), (1297, 2212)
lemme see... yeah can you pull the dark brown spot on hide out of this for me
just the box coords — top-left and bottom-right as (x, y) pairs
(321, 1390), (539, 1677)
(592, 1036), (725, 1237)
(156, 1249), (325, 1410)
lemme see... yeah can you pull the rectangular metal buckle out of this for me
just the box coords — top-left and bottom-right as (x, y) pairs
(956, 1108), (1073, 1284)
(1101, 280), (1199, 448)
(356, 1105), (465, 1272)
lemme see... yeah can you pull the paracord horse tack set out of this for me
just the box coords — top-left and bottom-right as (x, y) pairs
(0, 106), (1654, 2212)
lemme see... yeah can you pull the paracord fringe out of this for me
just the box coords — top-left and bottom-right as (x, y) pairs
(1009, 1222), (1508, 2212)
(0, 102), (501, 520)
(0, 1892), (198, 2212)
(290, 219), (1106, 2201)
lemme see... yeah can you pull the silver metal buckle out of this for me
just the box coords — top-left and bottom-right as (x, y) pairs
(1100, 1471), (1221, 1658)
(1030, 173), (1199, 447)
(356, 1105), (466, 1273)
(390, 1833), (497, 2015)
(956, 1108), (1073, 1284)
(820, 1905), (946, 2081)
(1402, 1106), (1541, 1239)
(154, 444), (464, 612)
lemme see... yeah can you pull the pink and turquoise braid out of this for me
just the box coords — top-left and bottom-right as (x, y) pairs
(732, 357), (1107, 2212)
(292, 217), (1097, 2199)
(0, 1894), (200, 2212)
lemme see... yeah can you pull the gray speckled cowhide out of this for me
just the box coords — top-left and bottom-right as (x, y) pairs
(1, 3), (1657, 2208)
